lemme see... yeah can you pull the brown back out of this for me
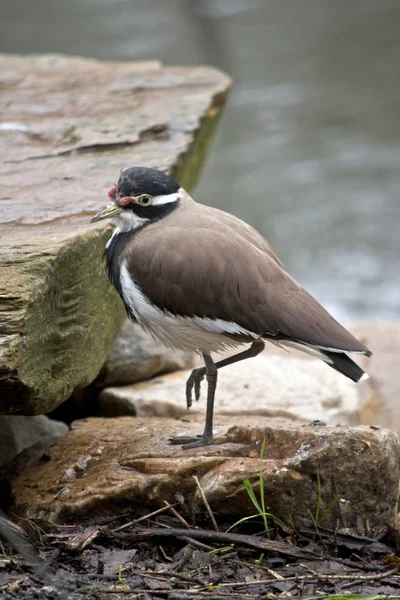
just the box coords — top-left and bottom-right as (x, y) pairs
(123, 193), (369, 354)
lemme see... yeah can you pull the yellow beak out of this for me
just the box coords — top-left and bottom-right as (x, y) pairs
(90, 203), (123, 223)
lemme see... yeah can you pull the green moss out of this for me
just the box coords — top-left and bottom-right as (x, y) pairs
(5, 87), (230, 415)
(19, 229), (125, 414)
(171, 100), (227, 192)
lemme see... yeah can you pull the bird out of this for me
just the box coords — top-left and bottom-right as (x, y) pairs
(91, 166), (372, 448)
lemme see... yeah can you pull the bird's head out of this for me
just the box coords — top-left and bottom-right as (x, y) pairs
(91, 166), (181, 230)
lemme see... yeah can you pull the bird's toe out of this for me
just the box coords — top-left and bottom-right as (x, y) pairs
(185, 367), (205, 408)
(168, 434), (213, 449)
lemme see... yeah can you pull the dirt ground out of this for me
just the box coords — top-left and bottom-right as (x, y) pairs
(1, 507), (399, 600)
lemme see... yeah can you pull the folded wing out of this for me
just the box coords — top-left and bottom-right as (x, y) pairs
(125, 218), (370, 355)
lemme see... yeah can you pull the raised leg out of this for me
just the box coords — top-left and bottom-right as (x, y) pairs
(169, 339), (265, 448)
(186, 339), (265, 408)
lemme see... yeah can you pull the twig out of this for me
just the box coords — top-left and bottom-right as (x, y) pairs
(163, 500), (191, 529)
(92, 586), (260, 598)
(0, 511), (70, 598)
(179, 536), (213, 551)
(169, 594), (258, 600)
(306, 509), (328, 553)
(227, 558), (284, 579)
(111, 503), (180, 532)
(329, 556), (386, 572)
(193, 475), (219, 532)
(146, 520), (212, 549)
(213, 566), (399, 588)
(133, 527), (319, 559)
(139, 569), (206, 586)
(158, 545), (173, 562)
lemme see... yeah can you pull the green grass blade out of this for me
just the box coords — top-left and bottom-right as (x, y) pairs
(208, 545), (234, 555)
(243, 479), (263, 514)
(315, 471), (322, 524)
(258, 438), (268, 532)
(319, 494), (342, 525)
(394, 478), (400, 515)
(225, 514), (260, 533)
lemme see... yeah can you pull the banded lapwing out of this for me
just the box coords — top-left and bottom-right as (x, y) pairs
(91, 166), (371, 448)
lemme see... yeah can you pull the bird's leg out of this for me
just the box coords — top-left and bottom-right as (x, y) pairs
(186, 339), (265, 408)
(169, 352), (217, 448)
(200, 352), (218, 443)
(169, 339), (265, 448)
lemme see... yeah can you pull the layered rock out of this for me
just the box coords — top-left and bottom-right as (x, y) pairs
(0, 54), (230, 415)
(10, 416), (399, 535)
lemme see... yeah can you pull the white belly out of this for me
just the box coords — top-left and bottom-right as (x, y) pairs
(119, 262), (258, 354)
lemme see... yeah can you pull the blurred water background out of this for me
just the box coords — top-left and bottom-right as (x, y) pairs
(1, 0), (399, 323)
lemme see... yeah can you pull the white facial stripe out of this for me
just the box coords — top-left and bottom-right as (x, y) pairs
(110, 189), (181, 233)
(114, 211), (149, 232)
(152, 190), (181, 206)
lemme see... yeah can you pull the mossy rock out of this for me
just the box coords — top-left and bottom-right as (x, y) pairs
(0, 54), (231, 415)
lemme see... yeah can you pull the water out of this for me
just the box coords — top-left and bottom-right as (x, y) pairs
(1, 0), (399, 323)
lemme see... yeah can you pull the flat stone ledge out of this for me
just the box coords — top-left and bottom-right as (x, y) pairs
(98, 351), (362, 424)
(0, 54), (231, 415)
(10, 416), (399, 536)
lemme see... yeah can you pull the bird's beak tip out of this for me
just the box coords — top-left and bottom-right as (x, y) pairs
(90, 212), (106, 223)
(90, 203), (122, 223)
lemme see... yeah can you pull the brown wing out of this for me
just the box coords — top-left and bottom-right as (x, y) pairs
(124, 205), (369, 354)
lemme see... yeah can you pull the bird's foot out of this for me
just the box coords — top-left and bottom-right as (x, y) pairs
(185, 367), (206, 409)
(169, 433), (213, 449)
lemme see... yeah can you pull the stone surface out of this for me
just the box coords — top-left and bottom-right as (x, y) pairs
(0, 415), (68, 465)
(387, 513), (400, 548)
(0, 54), (230, 415)
(98, 351), (363, 424)
(349, 322), (400, 433)
(10, 416), (399, 536)
(96, 320), (194, 390)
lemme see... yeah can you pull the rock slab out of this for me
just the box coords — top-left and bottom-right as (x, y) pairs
(0, 54), (230, 415)
(10, 416), (399, 535)
(0, 415), (68, 466)
(98, 351), (363, 424)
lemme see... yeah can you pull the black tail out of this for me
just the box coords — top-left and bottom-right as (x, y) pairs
(321, 350), (367, 383)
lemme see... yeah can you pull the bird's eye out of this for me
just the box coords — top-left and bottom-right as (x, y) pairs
(137, 195), (153, 206)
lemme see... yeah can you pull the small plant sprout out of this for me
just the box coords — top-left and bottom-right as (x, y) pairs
(243, 437), (269, 532)
(227, 438), (286, 534)
(209, 544), (235, 555)
(118, 564), (126, 581)
(315, 471), (342, 526)
(394, 477), (400, 515)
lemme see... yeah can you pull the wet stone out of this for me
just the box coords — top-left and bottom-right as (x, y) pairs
(9, 416), (400, 536)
